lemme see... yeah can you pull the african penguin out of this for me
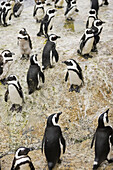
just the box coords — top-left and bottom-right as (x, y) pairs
(37, 8), (57, 37)
(11, 147), (35, 170)
(77, 28), (95, 59)
(5, 75), (24, 112)
(62, 59), (84, 92)
(42, 112), (66, 170)
(1, 1), (13, 26)
(0, 50), (14, 84)
(0, 1), (6, 24)
(33, 1), (44, 23)
(17, 28), (32, 59)
(27, 54), (45, 95)
(91, 19), (105, 52)
(64, 0), (79, 21)
(91, 109), (113, 169)
(86, 9), (97, 28)
(42, 34), (60, 70)
(13, 0), (24, 18)
(90, 0), (99, 15)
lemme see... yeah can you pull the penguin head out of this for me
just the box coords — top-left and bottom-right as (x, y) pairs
(71, 0), (77, 7)
(98, 109), (109, 128)
(1, 50), (14, 63)
(19, 0), (24, 3)
(62, 59), (79, 70)
(15, 147), (31, 159)
(89, 9), (96, 17)
(46, 8), (57, 19)
(6, 75), (17, 83)
(36, 1), (43, 7)
(93, 19), (105, 28)
(48, 34), (61, 42)
(30, 54), (39, 65)
(19, 28), (27, 36)
(47, 112), (62, 127)
(85, 28), (94, 35)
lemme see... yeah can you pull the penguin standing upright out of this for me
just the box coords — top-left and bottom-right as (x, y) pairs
(27, 54), (45, 95)
(37, 8), (57, 37)
(13, 0), (24, 18)
(0, 50), (14, 84)
(11, 147), (35, 170)
(91, 19), (105, 52)
(64, 0), (79, 21)
(33, 1), (44, 23)
(90, 0), (99, 15)
(42, 112), (66, 170)
(91, 109), (113, 169)
(86, 9), (97, 28)
(62, 59), (84, 92)
(1, 2), (13, 26)
(0, 1), (6, 24)
(42, 34), (60, 70)
(5, 75), (24, 112)
(18, 28), (32, 59)
(77, 28), (95, 59)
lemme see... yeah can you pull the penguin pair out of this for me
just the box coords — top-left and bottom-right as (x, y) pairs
(33, 1), (45, 23)
(0, 50), (14, 85)
(64, 0), (79, 21)
(37, 8), (57, 37)
(42, 112), (66, 170)
(27, 54), (45, 95)
(42, 34), (60, 70)
(11, 147), (35, 170)
(18, 28), (32, 59)
(91, 109), (113, 169)
(0, 1), (13, 26)
(62, 59), (84, 93)
(5, 75), (24, 113)
(13, 0), (24, 18)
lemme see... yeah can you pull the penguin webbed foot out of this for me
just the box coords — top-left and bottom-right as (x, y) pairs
(36, 86), (41, 90)
(58, 159), (62, 164)
(107, 158), (113, 163)
(16, 105), (22, 113)
(37, 32), (44, 37)
(10, 104), (16, 112)
(75, 8), (79, 12)
(69, 85), (75, 92)
(91, 47), (98, 52)
(75, 86), (80, 93)
(20, 54), (25, 60)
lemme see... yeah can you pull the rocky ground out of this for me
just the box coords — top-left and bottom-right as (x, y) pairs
(0, 0), (113, 169)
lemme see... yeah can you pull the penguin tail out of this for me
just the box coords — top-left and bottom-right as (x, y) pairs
(48, 162), (54, 170)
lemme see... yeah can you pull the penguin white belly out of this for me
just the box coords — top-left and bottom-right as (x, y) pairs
(35, 8), (44, 20)
(19, 163), (30, 170)
(69, 70), (82, 86)
(9, 85), (22, 104)
(88, 18), (94, 28)
(19, 39), (31, 55)
(82, 37), (94, 55)
(66, 7), (76, 18)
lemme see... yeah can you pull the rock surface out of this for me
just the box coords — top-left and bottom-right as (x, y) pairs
(0, 0), (113, 169)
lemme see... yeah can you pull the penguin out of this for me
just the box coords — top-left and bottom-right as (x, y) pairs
(64, 0), (79, 21)
(17, 28), (32, 59)
(11, 147), (35, 170)
(91, 19), (105, 52)
(42, 34), (60, 70)
(33, 1), (44, 23)
(42, 112), (66, 170)
(91, 109), (113, 169)
(27, 54), (45, 95)
(86, 9), (97, 28)
(13, 0), (24, 18)
(77, 28), (95, 59)
(54, 0), (64, 8)
(90, 0), (99, 15)
(62, 59), (84, 92)
(45, 0), (53, 6)
(0, 1), (6, 24)
(0, 50), (14, 85)
(1, 2), (13, 26)
(5, 75), (24, 112)
(37, 8), (57, 37)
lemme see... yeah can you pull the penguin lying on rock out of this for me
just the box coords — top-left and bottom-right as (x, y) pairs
(11, 147), (35, 170)
(42, 34), (60, 70)
(27, 54), (45, 95)
(18, 28), (32, 59)
(5, 75), (24, 113)
(42, 112), (66, 170)
(62, 59), (84, 93)
(91, 109), (113, 169)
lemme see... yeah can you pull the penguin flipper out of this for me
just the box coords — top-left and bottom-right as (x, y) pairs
(29, 161), (35, 170)
(52, 48), (59, 62)
(91, 133), (96, 148)
(65, 71), (69, 82)
(42, 133), (45, 153)
(39, 71), (45, 83)
(11, 158), (15, 170)
(18, 81), (24, 102)
(33, 5), (36, 17)
(4, 88), (9, 102)
(60, 133), (66, 154)
(110, 133), (113, 145)
(28, 35), (32, 49)
(86, 19), (89, 28)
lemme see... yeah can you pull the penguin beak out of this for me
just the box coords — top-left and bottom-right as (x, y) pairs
(102, 21), (105, 24)
(57, 36), (61, 39)
(57, 112), (62, 116)
(25, 147), (31, 154)
(11, 52), (15, 55)
(62, 61), (68, 65)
